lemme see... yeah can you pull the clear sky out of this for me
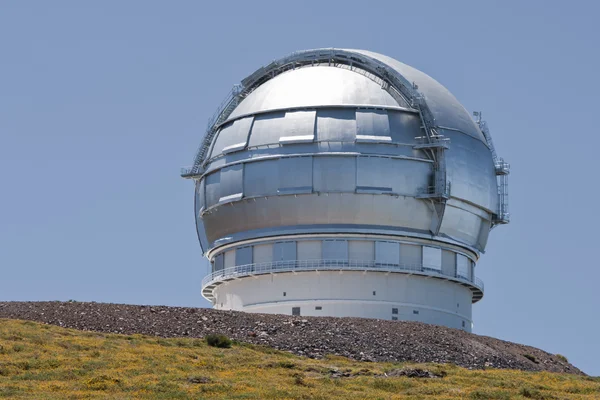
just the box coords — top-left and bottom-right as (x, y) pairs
(1, 1), (598, 375)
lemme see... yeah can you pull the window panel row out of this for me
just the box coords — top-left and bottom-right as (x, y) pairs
(199, 155), (430, 208)
(212, 240), (475, 280)
(209, 109), (420, 158)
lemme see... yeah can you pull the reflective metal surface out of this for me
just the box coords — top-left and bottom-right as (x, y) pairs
(183, 49), (510, 317)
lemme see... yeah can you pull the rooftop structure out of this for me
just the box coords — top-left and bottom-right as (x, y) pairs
(182, 49), (509, 331)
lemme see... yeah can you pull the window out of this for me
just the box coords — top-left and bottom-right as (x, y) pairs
(274, 241), (297, 262)
(322, 240), (348, 260)
(462, 321), (466, 328)
(413, 310), (419, 315)
(315, 306), (322, 310)
(283, 292), (286, 297)
(422, 246), (442, 272)
(373, 291), (376, 296)
(457, 254), (470, 280)
(392, 308), (398, 315)
(292, 307), (301, 316)
(392, 316), (398, 321)
(375, 241), (400, 266)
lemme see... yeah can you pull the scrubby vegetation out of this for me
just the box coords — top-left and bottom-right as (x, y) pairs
(0, 319), (598, 399)
(205, 333), (232, 348)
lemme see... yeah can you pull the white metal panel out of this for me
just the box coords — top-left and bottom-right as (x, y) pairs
(400, 243), (422, 267)
(279, 110), (316, 143)
(224, 250), (236, 269)
(316, 109), (356, 142)
(356, 109), (391, 142)
(297, 240), (322, 261)
(219, 164), (244, 203)
(313, 156), (356, 192)
(375, 241), (400, 265)
(248, 112), (286, 147)
(323, 240), (348, 260)
(205, 171), (220, 207)
(423, 247), (442, 271)
(278, 156), (312, 194)
(348, 240), (374, 261)
(253, 244), (273, 264)
(457, 254), (470, 280)
(244, 159), (278, 197)
(210, 117), (253, 157)
(441, 250), (457, 277)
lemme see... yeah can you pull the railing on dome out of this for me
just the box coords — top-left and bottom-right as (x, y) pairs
(201, 259), (484, 298)
(182, 49), (444, 179)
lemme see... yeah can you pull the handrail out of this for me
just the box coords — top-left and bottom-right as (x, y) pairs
(201, 259), (483, 292)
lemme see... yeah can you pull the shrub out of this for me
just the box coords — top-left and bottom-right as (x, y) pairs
(523, 354), (539, 364)
(555, 354), (568, 363)
(205, 334), (232, 348)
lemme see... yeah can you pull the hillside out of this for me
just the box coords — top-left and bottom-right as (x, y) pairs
(0, 319), (598, 399)
(0, 302), (584, 375)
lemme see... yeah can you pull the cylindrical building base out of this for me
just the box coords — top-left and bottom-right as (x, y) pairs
(212, 270), (473, 332)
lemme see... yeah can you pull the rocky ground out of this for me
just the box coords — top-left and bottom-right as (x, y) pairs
(0, 301), (582, 374)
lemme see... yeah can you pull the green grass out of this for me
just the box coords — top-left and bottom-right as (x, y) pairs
(0, 319), (598, 399)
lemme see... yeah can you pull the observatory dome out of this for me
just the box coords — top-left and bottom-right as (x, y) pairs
(182, 49), (510, 332)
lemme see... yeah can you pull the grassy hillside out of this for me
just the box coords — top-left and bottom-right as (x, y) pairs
(0, 319), (598, 399)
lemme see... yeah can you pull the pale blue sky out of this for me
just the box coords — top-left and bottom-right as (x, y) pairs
(1, 1), (598, 375)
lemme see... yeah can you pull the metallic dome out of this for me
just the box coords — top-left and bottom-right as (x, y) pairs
(182, 48), (510, 331)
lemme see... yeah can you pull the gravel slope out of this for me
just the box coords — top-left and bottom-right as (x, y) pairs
(0, 301), (581, 374)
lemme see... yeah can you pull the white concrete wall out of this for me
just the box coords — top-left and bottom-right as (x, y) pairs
(212, 271), (473, 331)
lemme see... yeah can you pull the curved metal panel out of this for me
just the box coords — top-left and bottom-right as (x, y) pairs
(210, 116), (253, 158)
(388, 111), (422, 144)
(347, 49), (486, 142)
(243, 159), (278, 197)
(442, 130), (498, 212)
(357, 156), (430, 196)
(356, 109), (390, 140)
(229, 66), (398, 119)
(439, 204), (484, 248)
(201, 193), (432, 245)
(204, 171), (220, 207)
(316, 109), (357, 142)
(313, 156), (356, 192)
(218, 164), (244, 203)
(247, 112), (286, 147)
(279, 156), (313, 194)
(279, 110), (316, 143)
(194, 179), (208, 252)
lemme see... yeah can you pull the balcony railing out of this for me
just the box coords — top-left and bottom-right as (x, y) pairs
(201, 259), (484, 293)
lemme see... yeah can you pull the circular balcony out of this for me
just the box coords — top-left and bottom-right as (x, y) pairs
(201, 259), (484, 304)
